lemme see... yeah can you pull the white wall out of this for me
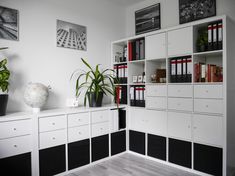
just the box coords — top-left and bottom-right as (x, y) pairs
(125, 0), (235, 37)
(0, 0), (126, 112)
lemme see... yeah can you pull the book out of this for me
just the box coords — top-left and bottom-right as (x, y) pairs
(177, 58), (182, 82)
(132, 40), (136, 61)
(208, 24), (213, 51)
(218, 22), (223, 50)
(170, 59), (177, 83)
(213, 23), (218, 50)
(136, 40), (140, 60)
(139, 39), (145, 60)
(128, 42), (132, 61)
(186, 58), (192, 83)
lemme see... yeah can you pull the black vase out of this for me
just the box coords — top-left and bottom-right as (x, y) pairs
(88, 92), (103, 107)
(0, 94), (8, 116)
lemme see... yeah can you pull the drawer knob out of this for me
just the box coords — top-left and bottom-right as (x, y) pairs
(78, 119), (81, 121)
(188, 125), (191, 129)
(177, 103), (181, 106)
(100, 116), (103, 118)
(52, 123), (55, 125)
(193, 127), (197, 129)
(206, 105), (209, 108)
(79, 132), (82, 135)
(52, 137), (56, 140)
(100, 128), (103, 130)
(206, 90), (209, 93)
(13, 128), (17, 131)
(177, 90), (181, 92)
(14, 145), (17, 148)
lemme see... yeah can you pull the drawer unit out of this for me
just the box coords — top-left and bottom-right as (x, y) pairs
(146, 85), (167, 97)
(146, 97), (167, 110)
(168, 112), (192, 141)
(39, 129), (66, 149)
(91, 122), (109, 138)
(68, 112), (89, 128)
(68, 125), (90, 143)
(0, 119), (31, 139)
(91, 110), (109, 124)
(194, 99), (223, 114)
(168, 85), (192, 98)
(39, 115), (67, 132)
(168, 98), (193, 112)
(194, 85), (223, 99)
(193, 114), (223, 146)
(0, 135), (32, 159)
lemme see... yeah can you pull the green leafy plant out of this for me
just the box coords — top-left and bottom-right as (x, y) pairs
(71, 58), (118, 106)
(0, 47), (10, 93)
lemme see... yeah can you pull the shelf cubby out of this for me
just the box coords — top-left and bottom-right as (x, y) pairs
(112, 41), (127, 64)
(128, 61), (145, 84)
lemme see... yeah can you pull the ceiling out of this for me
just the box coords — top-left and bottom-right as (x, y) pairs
(108, 0), (144, 6)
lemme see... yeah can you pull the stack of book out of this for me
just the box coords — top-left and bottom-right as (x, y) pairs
(194, 63), (223, 83)
(208, 21), (223, 51)
(115, 86), (127, 105)
(170, 56), (192, 83)
(128, 38), (145, 61)
(130, 86), (145, 107)
(113, 64), (128, 84)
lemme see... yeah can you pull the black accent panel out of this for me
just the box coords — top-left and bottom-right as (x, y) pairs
(111, 130), (126, 156)
(119, 109), (126, 129)
(39, 145), (66, 176)
(194, 143), (223, 176)
(92, 134), (109, 162)
(68, 139), (90, 170)
(169, 138), (192, 168)
(147, 134), (166, 161)
(0, 152), (31, 176)
(129, 130), (145, 155)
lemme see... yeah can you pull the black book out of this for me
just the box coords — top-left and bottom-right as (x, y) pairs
(132, 41), (136, 61)
(139, 39), (145, 60)
(136, 40), (140, 60)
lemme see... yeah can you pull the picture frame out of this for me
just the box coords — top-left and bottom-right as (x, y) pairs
(135, 3), (161, 35)
(0, 6), (19, 41)
(179, 0), (216, 24)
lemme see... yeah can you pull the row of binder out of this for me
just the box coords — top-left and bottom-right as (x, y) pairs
(115, 86), (127, 105)
(208, 21), (223, 51)
(130, 86), (145, 107)
(114, 64), (127, 84)
(128, 38), (145, 61)
(170, 57), (192, 83)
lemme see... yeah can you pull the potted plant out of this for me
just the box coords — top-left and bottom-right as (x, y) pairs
(71, 58), (117, 107)
(197, 27), (208, 52)
(0, 47), (10, 116)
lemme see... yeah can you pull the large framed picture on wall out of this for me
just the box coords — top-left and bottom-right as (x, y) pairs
(135, 3), (161, 35)
(179, 0), (216, 24)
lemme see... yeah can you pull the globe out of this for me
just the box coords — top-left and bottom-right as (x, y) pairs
(24, 83), (49, 112)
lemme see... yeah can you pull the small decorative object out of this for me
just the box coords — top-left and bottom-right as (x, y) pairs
(57, 20), (87, 51)
(179, 0), (216, 24)
(135, 3), (161, 35)
(0, 47), (10, 116)
(115, 52), (122, 63)
(66, 98), (79, 107)
(156, 69), (166, 83)
(151, 74), (157, 83)
(24, 83), (50, 113)
(138, 75), (143, 83)
(196, 27), (208, 52)
(0, 6), (19, 41)
(132, 76), (138, 83)
(71, 58), (117, 107)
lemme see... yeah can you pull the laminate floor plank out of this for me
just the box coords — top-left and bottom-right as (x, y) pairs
(68, 153), (199, 176)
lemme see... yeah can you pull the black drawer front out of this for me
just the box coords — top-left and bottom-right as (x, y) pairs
(39, 145), (66, 176)
(147, 134), (166, 161)
(169, 138), (192, 168)
(111, 130), (126, 156)
(129, 130), (145, 155)
(92, 134), (109, 162)
(68, 139), (90, 170)
(194, 143), (223, 176)
(0, 152), (31, 176)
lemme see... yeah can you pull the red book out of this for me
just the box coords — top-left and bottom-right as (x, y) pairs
(207, 64), (211, 82)
(194, 63), (200, 82)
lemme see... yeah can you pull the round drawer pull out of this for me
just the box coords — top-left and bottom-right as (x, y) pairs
(193, 127), (197, 129)
(52, 123), (55, 125)
(79, 132), (82, 135)
(177, 103), (181, 106)
(206, 105), (209, 108)
(78, 119), (81, 121)
(205, 90), (209, 93)
(14, 145), (17, 148)
(100, 128), (103, 130)
(13, 128), (17, 131)
(100, 116), (103, 118)
(188, 125), (191, 129)
(52, 137), (56, 140)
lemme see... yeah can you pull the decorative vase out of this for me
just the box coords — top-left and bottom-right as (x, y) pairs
(0, 94), (8, 116)
(88, 92), (103, 107)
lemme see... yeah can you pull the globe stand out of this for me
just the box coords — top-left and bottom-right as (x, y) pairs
(32, 108), (40, 114)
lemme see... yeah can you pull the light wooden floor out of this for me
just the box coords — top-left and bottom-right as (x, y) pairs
(66, 153), (199, 176)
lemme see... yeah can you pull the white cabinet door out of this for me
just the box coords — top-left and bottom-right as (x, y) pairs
(168, 27), (192, 56)
(194, 85), (223, 99)
(168, 98), (193, 112)
(194, 99), (223, 114)
(168, 112), (192, 141)
(146, 33), (166, 60)
(146, 97), (167, 110)
(146, 85), (167, 97)
(168, 85), (192, 98)
(193, 114), (223, 146)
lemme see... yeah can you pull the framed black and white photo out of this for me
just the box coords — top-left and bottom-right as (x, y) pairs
(57, 20), (87, 51)
(135, 3), (161, 35)
(0, 6), (19, 41)
(179, 0), (216, 24)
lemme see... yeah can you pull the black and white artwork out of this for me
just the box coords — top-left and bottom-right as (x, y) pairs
(0, 6), (19, 41)
(179, 0), (216, 24)
(135, 3), (161, 35)
(57, 20), (87, 51)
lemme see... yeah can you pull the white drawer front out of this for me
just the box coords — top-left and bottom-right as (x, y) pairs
(194, 99), (223, 114)
(146, 97), (167, 110)
(0, 119), (31, 139)
(68, 125), (90, 143)
(91, 122), (109, 138)
(39, 115), (67, 132)
(91, 110), (109, 124)
(168, 112), (192, 141)
(68, 112), (89, 127)
(168, 85), (192, 98)
(168, 98), (193, 111)
(0, 135), (32, 159)
(39, 129), (66, 149)
(193, 114), (223, 146)
(194, 85), (223, 99)
(129, 108), (146, 132)
(146, 85), (167, 97)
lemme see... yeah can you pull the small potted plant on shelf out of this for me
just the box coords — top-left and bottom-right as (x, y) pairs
(197, 27), (208, 52)
(71, 58), (118, 107)
(0, 47), (10, 116)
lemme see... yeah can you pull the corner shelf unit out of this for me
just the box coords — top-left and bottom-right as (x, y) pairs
(111, 15), (235, 176)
